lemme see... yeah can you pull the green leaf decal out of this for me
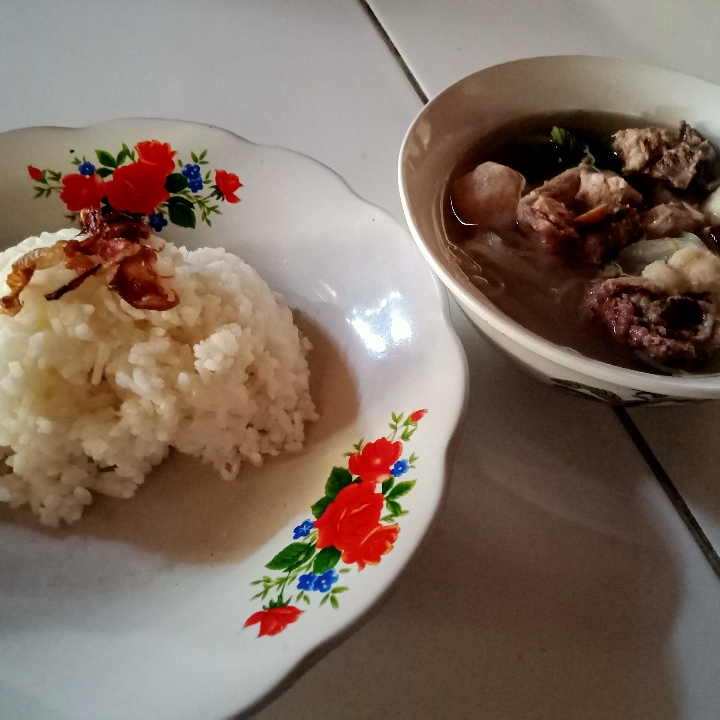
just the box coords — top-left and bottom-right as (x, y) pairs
(311, 495), (332, 519)
(95, 150), (117, 168)
(167, 195), (194, 208)
(96, 167), (114, 178)
(265, 542), (315, 571)
(167, 197), (196, 228)
(325, 466), (352, 499)
(330, 595), (339, 609)
(386, 480), (415, 501)
(165, 173), (189, 192)
(381, 478), (394, 495)
(386, 499), (403, 517)
(312, 546), (341, 575)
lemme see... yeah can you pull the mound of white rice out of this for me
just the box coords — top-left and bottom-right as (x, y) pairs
(0, 229), (316, 526)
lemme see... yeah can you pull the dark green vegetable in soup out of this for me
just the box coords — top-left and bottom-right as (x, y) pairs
(445, 111), (720, 375)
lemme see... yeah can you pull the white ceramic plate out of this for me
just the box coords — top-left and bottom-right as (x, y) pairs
(0, 119), (467, 720)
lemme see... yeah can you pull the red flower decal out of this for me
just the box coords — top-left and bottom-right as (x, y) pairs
(339, 522), (399, 569)
(215, 169), (242, 203)
(315, 482), (399, 569)
(409, 409), (427, 422)
(105, 162), (170, 215)
(27, 166), (42, 181)
(244, 606), (302, 637)
(59, 173), (107, 211)
(348, 437), (402, 484)
(135, 140), (177, 175)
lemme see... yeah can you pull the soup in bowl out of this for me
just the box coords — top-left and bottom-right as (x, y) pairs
(399, 55), (720, 404)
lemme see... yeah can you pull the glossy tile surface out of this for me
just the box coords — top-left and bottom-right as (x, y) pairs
(629, 403), (720, 555)
(367, 0), (720, 97)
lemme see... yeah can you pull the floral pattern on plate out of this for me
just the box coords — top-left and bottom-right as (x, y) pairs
(244, 409), (427, 637)
(28, 139), (242, 229)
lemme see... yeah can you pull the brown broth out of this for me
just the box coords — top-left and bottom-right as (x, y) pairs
(443, 110), (719, 375)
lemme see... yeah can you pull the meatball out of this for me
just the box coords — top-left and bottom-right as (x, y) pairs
(451, 162), (525, 230)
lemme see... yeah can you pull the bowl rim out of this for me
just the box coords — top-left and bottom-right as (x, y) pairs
(399, 54), (720, 395)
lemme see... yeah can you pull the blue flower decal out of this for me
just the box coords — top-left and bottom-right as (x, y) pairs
(297, 573), (315, 591)
(78, 161), (95, 176)
(293, 519), (314, 539)
(148, 212), (168, 232)
(188, 177), (203, 193)
(391, 459), (409, 477)
(312, 569), (339, 593)
(182, 163), (201, 179)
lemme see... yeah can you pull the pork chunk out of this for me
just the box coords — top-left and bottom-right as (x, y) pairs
(529, 166), (582, 205)
(576, 166), (643, 213)
(517, 164), (641, 261)
(451, 162), (525, 230)
(639, 202), (705, 238)
(517, 194), (579, 253)
(613, 128), (672, 173)
(614, 122), (716, 189)
(583, 208), (642, 264)
(587, 275), (719, 360)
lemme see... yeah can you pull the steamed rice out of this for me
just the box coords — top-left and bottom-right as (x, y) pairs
(0, 229), (316, 526)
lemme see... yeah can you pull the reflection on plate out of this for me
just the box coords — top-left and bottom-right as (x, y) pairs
(0, 119), (467, 720)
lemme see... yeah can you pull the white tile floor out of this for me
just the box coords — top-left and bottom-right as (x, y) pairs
(366, 0), (720, 98)
(0, 1), (719, 718)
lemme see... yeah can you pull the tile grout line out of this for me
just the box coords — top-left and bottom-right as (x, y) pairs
(614, 407), (720, 581)
(357, 0), (720, 582)
(358, 0), (430, 105)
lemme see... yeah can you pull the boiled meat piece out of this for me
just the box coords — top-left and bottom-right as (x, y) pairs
(587, 275), (719, 360)
(583, 209), (642, 264)
(614, 122), (716, 189)
(640, 202), (704, 238)
(576, 166), (642, 212)
(527, 166), (582, 205)
(517, 164), (641, 261)
(516, 194), (579, 253)
(613, 128), (672, 172)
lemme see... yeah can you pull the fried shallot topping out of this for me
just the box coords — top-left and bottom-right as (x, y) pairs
(0, 242), (69, 315)
(0, 208), (178, 316)
(109, 245), (179, 311)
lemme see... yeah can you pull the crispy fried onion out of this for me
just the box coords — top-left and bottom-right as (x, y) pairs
(0, 208), (178, 315)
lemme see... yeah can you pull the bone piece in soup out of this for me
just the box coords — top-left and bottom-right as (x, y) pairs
(587, 275), (720, 360)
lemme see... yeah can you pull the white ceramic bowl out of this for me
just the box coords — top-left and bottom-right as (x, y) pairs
(399, 55), (720, 405)
(0, 119), (467, 720)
